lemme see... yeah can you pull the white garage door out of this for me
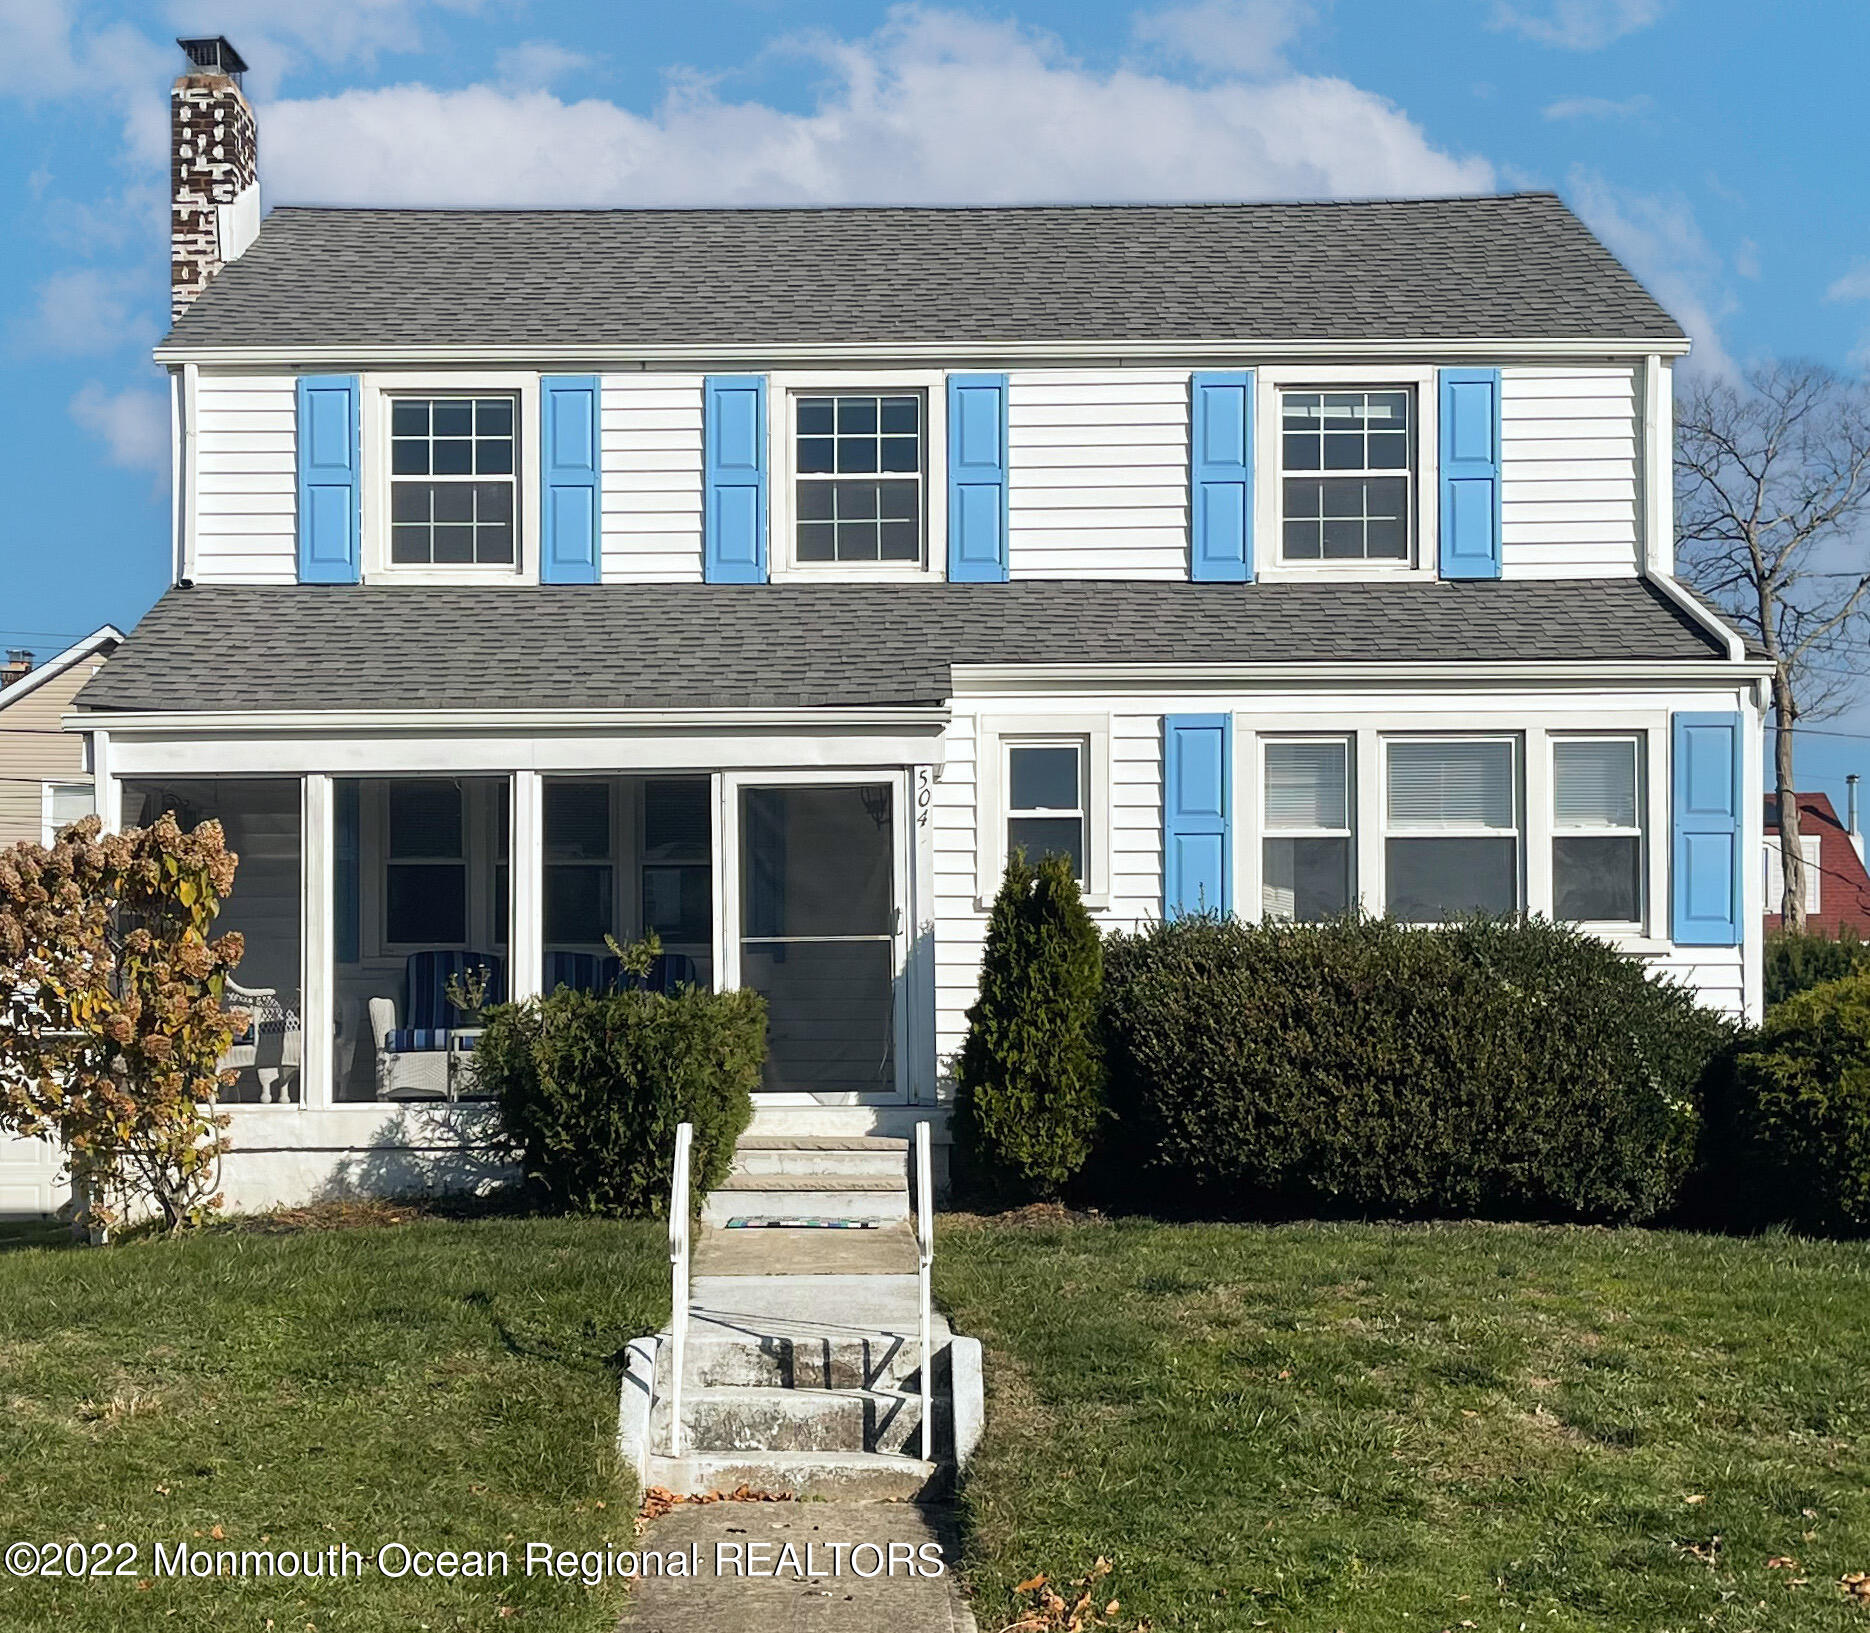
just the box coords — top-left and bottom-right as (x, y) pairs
(0, 1133), (68, 1217)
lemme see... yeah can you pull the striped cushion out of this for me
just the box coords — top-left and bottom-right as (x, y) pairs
(543, 950), (606, 994)
(387, 1028), (450, 1052)
(405, 949), (506, 1031)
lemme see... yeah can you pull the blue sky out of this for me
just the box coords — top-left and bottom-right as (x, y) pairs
(4, 0), (1869, 798)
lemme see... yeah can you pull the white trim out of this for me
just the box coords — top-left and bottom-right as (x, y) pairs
(768, 370), (949, 583)
(951, 659), (1772, 694)
(0, 626), (123, 711)
(92, 728), (119, 835)
(301, 774), (333, 1111)
(1645, 571), (1747, 662)
(155, 338), (1696, 367)
(1254, 365), (1439, 581)
(974, 713), (1111, 908)
(1642, 354), (1673, 575)
(359, 371), (540, 585)
(510, 770), (543, 1001)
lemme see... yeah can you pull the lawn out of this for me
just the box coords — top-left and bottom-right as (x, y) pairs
(937, 1216), (1870, 1633)
(0, 1209), (666, 1631)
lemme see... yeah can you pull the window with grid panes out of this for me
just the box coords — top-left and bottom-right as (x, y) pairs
(390, 397), (516, 565)
(1280, 389), (1412, 562)
(793, 392), (924, 565)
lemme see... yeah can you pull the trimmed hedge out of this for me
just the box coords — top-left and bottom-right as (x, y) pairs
(1764, 928), (1870, 1009)
(1724, 974), (1870, 1235)
(1102, 914), (1733, 1223)
(954, 852), (1106, 1199)
(477, 984), (762, 1217)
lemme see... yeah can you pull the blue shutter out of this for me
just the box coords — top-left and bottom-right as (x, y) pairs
(541, 375), (600, 584)
(1189, 371), (1253, 581)
(1438, 367), (1502, 580)
(703, 375), (768, 584)
(1671, 712), (1744, 946)
(947, 373), (1009, 582)
(296, 375), (360, 583)
(1163, 714), (1232, 918)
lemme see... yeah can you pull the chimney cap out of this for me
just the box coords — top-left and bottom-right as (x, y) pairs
(177, 36), (248, 82)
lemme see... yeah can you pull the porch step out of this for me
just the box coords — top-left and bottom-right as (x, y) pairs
(642, 1448), (942, 1502)
(730, 1137), (908, 1180)
(656, 1386), (950, 1457)
(701, 1172), (908, 1225)
(672, 1327), (946, 1393)
(692, 1221), (920, 1277)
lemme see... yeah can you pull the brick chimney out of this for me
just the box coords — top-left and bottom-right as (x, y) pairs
(171, 36), (258, 322)
(1, 650), (33, 690)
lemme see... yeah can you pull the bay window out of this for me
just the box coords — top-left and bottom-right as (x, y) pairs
(1384, 738), (1520, 921)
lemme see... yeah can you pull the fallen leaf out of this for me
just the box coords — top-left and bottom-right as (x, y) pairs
(1684, 1494), (1706, 1505)
(1015, 1573), (1048, 1595)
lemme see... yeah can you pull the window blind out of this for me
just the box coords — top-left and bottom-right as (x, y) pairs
(1264, 742), (1348, 830)
(1553, 739), (1637, 828)
(1387, 741), (1513, 830)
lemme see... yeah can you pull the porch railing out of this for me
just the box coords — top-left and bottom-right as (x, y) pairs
(667, 1120), (694, 1458)
(912, 1120), (934, 1463)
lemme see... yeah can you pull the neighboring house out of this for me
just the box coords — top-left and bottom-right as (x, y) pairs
(60, 38), (1769, 1209)
(0, 624), (119, 1215)
(1763, 789), (1870, 935)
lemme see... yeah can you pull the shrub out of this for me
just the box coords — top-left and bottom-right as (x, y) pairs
(1725, 974), (1870, 1235)
(1102, 914), (1733, 1224)
(476, 983), (763, 1217)
(1764, 928), (1870, 1009)
(954, 852), (1105, 1199)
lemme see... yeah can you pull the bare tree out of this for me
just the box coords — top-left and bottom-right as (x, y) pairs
(1676, 363), (1870, 929)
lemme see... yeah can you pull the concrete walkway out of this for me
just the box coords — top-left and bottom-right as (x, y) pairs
(616, 1500), (977, 1632)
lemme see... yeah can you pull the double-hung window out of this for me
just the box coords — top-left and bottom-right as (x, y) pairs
(1280, 389), (1412, 563)
(41, 782), (94, 846)
(793, 392), (925, 566)
(1552, 737), (1643, 925)
(386, 781), (467, 945)
(642, 779), (712, 946)
(544, 782), (613, 945)
(1384, 738), (1519, 921)
(390, 396), (517, 565)
(1006, 741), (1087, 883)
(1262, 740), (1353, 920)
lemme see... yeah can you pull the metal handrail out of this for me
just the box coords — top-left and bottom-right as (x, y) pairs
(912, 1121), (934, 1463)
(667, 1121), (694, 1458)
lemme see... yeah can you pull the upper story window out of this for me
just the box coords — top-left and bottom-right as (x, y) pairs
(1280, 389), (1412, 564)
(390, 396), (516, 567)
(793, 391), (924, 567)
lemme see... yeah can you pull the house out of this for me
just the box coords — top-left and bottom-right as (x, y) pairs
(0, 626), (120, 1216)
(1763, 785), (1870, 935)
(58, 38), (1770, 1210)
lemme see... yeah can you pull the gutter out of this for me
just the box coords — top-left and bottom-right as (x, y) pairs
(65, 705), (952, 737)
(1643, 572), (1749, 662)
(951, 658), (1776, 693)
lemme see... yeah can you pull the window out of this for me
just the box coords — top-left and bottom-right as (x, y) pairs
(1280, 388), (1412, 562)
(1384, 738), (1519, 921)
(1006, 742), (1086, 882)
(1262, 740), (1353, 920)
(386, 780), (466, 945)
(793, 392), (924, 565)
(642, 778), (711, 945)
(1765, 831), (1823, 917)
(389, 396), (516, 565)
(545, 782), (613, 945)
(1552, 738), (1643, 925)
(42, 781), (94, 845)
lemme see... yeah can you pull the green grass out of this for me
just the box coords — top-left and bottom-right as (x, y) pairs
(0, 1212), (666, 1631)
(936, 1217), (1870, 1633)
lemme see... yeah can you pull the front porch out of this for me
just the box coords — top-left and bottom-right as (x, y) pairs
(91, 711), (949, 1206)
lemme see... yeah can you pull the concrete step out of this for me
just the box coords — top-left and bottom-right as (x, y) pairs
(670, 1328), (948, 1392)
(642, 1448), (944, 1502)
(659, 1386), (951, 1457)
(692, 1221), (921, 1278)
(701, 1173), (908, 1225)
(730, 1140), (909, 1180)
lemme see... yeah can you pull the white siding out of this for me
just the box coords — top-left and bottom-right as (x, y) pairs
(601, 373), (704, 582)
(1499, 364), (1641, 579)
(1646, 947), (1746, 1017)
(1007, 370), (1189, 579)
(194, 373), (298, 583)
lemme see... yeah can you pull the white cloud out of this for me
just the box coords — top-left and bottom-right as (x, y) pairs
(1133, 0), (1319, 77)
(1826, 263), (1870, 303)
(0, 1), (170, 165)
(15, 269), (157, 357)
(1732, 237), (1760, 281)
(1566, 167), (1735, 377)
(259, 7), (1492, 208)
(495, 39), (592, 92)
(1490, 0), (1666, 50)
(1541, 93), (1649, 120)
(69, 382), (168, 473)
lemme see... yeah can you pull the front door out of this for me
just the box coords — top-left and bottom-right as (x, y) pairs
(724, 776), (906, 1101)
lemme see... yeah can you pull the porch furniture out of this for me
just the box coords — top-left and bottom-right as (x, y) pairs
(542, 949), (700, 996)
(371, 950), (505, 1102)
(219, 977), (301, 1104)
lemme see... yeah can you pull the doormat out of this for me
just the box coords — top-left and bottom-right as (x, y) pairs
(724, 1217), (884, 1230)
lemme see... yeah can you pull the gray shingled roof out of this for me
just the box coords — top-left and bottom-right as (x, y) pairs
(162, 194), (1682, 351)
(79, 579), (1726, 714)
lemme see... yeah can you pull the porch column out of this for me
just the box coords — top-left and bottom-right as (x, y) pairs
(510, 770), (543, 1001)
(90, 728), (121, 834)
(300, 773), (332, 1110)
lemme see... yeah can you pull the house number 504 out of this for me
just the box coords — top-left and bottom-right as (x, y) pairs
(915, 767), (934, 828)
